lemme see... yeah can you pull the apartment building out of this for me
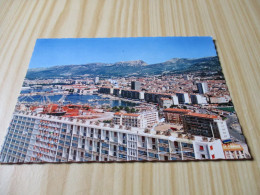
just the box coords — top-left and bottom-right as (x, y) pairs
(99, 87), (113, 94)
(121, 90), (144, 100)
(163, 108), (192, 124)
(131, 81), (141, 91)
(159, 98), (173, 108)
(113, 111), (159, 128)
(190, 94), (208, 104)
(183, 113), (230, 140)
(0, 112), (227, 163)
(144, 92), (172, 103)
(176, 93), (190, 104)
(222, 143), (246, 159)
(113, 88), (121, 96)
(196, 82), (209, 94)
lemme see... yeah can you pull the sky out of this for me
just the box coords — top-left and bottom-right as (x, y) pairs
(29, 37), (217, 68)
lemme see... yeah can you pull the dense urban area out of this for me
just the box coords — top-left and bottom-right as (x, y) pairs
(0, 63), (251, 163)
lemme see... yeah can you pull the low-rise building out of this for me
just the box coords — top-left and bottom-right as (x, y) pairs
(209, 96), (230, 104)
(113, 111), (159, 128)
(159, 98), (173, 108)
(222, 143), (246, 159)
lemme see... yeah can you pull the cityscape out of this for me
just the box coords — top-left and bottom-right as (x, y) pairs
(0, 37), (251, 163)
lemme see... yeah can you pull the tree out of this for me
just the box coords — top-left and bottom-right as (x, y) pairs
(130, 108), (136, 113)
(124, 106), (130, 113)
(112, 106), (118, 111)
(170, 104), (177, 108)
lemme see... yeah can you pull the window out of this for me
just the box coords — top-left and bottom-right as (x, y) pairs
(199, 146), (204, 151)
(201, 154), (206, 159)
(210, 145), (213, 150)
(211, 154), (215, 159)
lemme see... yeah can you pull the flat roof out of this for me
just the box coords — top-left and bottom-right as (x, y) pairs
(222, 143), (244, 151)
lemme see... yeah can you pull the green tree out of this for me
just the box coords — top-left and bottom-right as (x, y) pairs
(130, 108), (136, 113)
(124, 106), (130, 113)
(112, 106), (118, 110)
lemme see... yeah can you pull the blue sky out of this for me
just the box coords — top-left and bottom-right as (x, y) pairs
(29, 37), (217, 68)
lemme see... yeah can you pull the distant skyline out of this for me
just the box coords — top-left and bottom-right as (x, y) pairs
(29, 37), (217, 69)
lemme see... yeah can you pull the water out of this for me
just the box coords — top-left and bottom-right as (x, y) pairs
(20, 88), (53, 94)
(18, 94), (138, 107)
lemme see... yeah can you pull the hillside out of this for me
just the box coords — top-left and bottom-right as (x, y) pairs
(26, 56), (222, 79)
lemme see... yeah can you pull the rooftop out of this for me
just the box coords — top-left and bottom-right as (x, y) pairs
(186, 113), (219, 119)
(164, 108), (192, 113)
(114, 112), (140, 117)
(222, 143), (244, 151)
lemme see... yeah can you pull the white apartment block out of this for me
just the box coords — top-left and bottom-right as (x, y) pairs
(176, 93), (190, 104)
(171, 95), (179, 105)
(197, 82), (209, 94)
(190, 94), (208, 104)
(0, 112), (228, 163)
(113, 111), (159, 128)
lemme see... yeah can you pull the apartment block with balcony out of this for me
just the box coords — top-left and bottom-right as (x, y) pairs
(183, 113), (230, 140)
(163, 108), (192, 124)
(0, 112), (229, 163)
(121, 89), (144, 100)
(113, 111), (159, 128)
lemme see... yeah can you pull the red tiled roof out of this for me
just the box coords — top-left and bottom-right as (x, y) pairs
(114, 112), (140, 117)
(164, 108), (192, 113)
(160, 98), (171, 100)
(186, 113), (218, 119)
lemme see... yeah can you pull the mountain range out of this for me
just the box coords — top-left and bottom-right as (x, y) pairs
(26, 56), (222, 79)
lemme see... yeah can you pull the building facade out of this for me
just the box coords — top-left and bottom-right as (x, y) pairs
(176, 93), (190, 104)
(163, 108), (192, 124)
(121, 90), (144, 100)
(0, 112), (226, 163)
(183, 113), (230, 140)
(113, 111), (159, 128)
(196, 82), (209, 94)
(99, 87), (113, 94)
(131, 81), (141, 91)
(190, 94), (208, 104)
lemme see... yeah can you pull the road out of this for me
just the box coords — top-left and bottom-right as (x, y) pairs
(226, 114), (245, 142)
